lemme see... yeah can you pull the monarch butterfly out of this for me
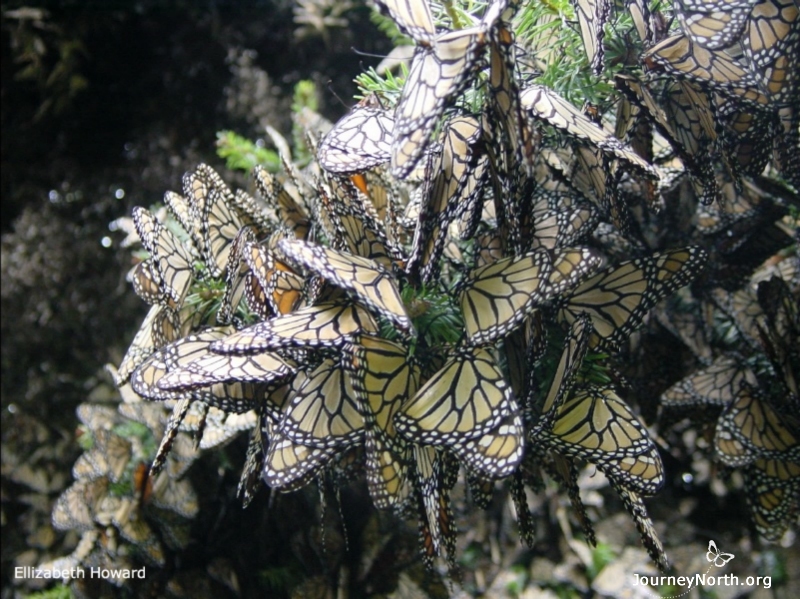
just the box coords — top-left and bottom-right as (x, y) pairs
(503, 312), (550, 407)
(262, 431), (337, 491)
(101, 493), (133, 526)
(156, 350), (294, 390)
(232, 187), (273, 233)
(696, 175), (761, 235)
(613, 96), (657, 198)
(459, 250), (550, 345)
(217, 226), (257, 324)
(411, 444), (458, 568)
(180, 170), (210, 249)
(660, 355), (757, 411)
(526, 191), (598, 252)
(508, 471), (536, 546)
(676, 1), (751, 50)
(520, 85), (659, 180)
(568, 143), (635, 234)
(183, 164), (250, 278)
(491, 22), (536, 166)
(642, 34), (769, 107)
(101, 496), (166, 564)
(466, 472), (494, 509)
(450, 160), (489, 238)
(483, 99), (525, 254)
(571, 0), (611, 74)
(485, 24), (535, 248)
(115, 304), (181, 386)
(209, 301), (378, 354)
(132, 207), (196, 308)
(542, 453), (598, 545)
(149, 470), (199, 518)
(318, 97), (394, 174)
(395, 346), (518, 446)
(260, 395), (338, 491)
(658, 80), (720, 206)
(198, 408), (258, 450)
(612, 480), (670, 571)
(743, 457), (800, 541)
(677, 0), (755, 9)
(277, 357), (365, 450)
(714, 383), (800, 467)
(92, 430), (132, 483)
(147, 397), (196, 478)
(278, 238), (413, 332)
(710, 286), (765, 349)
(238, 419), (264, 507)
(391, 17), (497, 179)
(373, 0), (436, 44)
(132, 330), (261, 414)
(541, 384), (665, 494)
(197, 184), (246, 279)
(450, 410), (524, 479)
(253, 165), (311, 239)
(244, 234), (305, 317)
(717, 106), (774, 177)
(549, 247), (607, 295)
(345, 334), (419, 509)
(350, 169), (406, 244)
(76, 403), (119, 432)
(458, 247), (601, 346)
(743, 0), (799, 104)
(266, 268), (306, 317)
(72, 430), (131, 484)
(160, 430), (198, 480)
(131, 328), (231, 401)
(627, 0), (654, 46)
(756, 275), (800, 396)
(664, 80), (717, 154)
(407, 115), (486, 284)
(320, 177), (400, 271)
(556, 247), (708, 350)
(128, 260), (163, 306)
(194, 163), (234, 200)
(72, 448), (108, 481)
(472, 231), (505, 268)
(529, 313), (592, 432)
(52, 478), (108, 531)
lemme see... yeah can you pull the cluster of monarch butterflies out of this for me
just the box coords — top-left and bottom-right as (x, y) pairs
(640, 0), (800, 193)
(50, 0), (798, 589)
(660, 257), (799, 542)
(41, 394), (200, 588)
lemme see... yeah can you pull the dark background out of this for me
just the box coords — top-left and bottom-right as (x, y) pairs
(1, 0), (387, 428)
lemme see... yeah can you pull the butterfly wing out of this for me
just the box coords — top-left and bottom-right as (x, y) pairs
(557, 247), (708, 350)
(278, 238), (413, 332)
(395, 347), (519, 444)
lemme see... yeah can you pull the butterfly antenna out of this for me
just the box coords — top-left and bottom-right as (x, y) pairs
(351, 47), (391, 60)
(326, 83), (351, 110)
